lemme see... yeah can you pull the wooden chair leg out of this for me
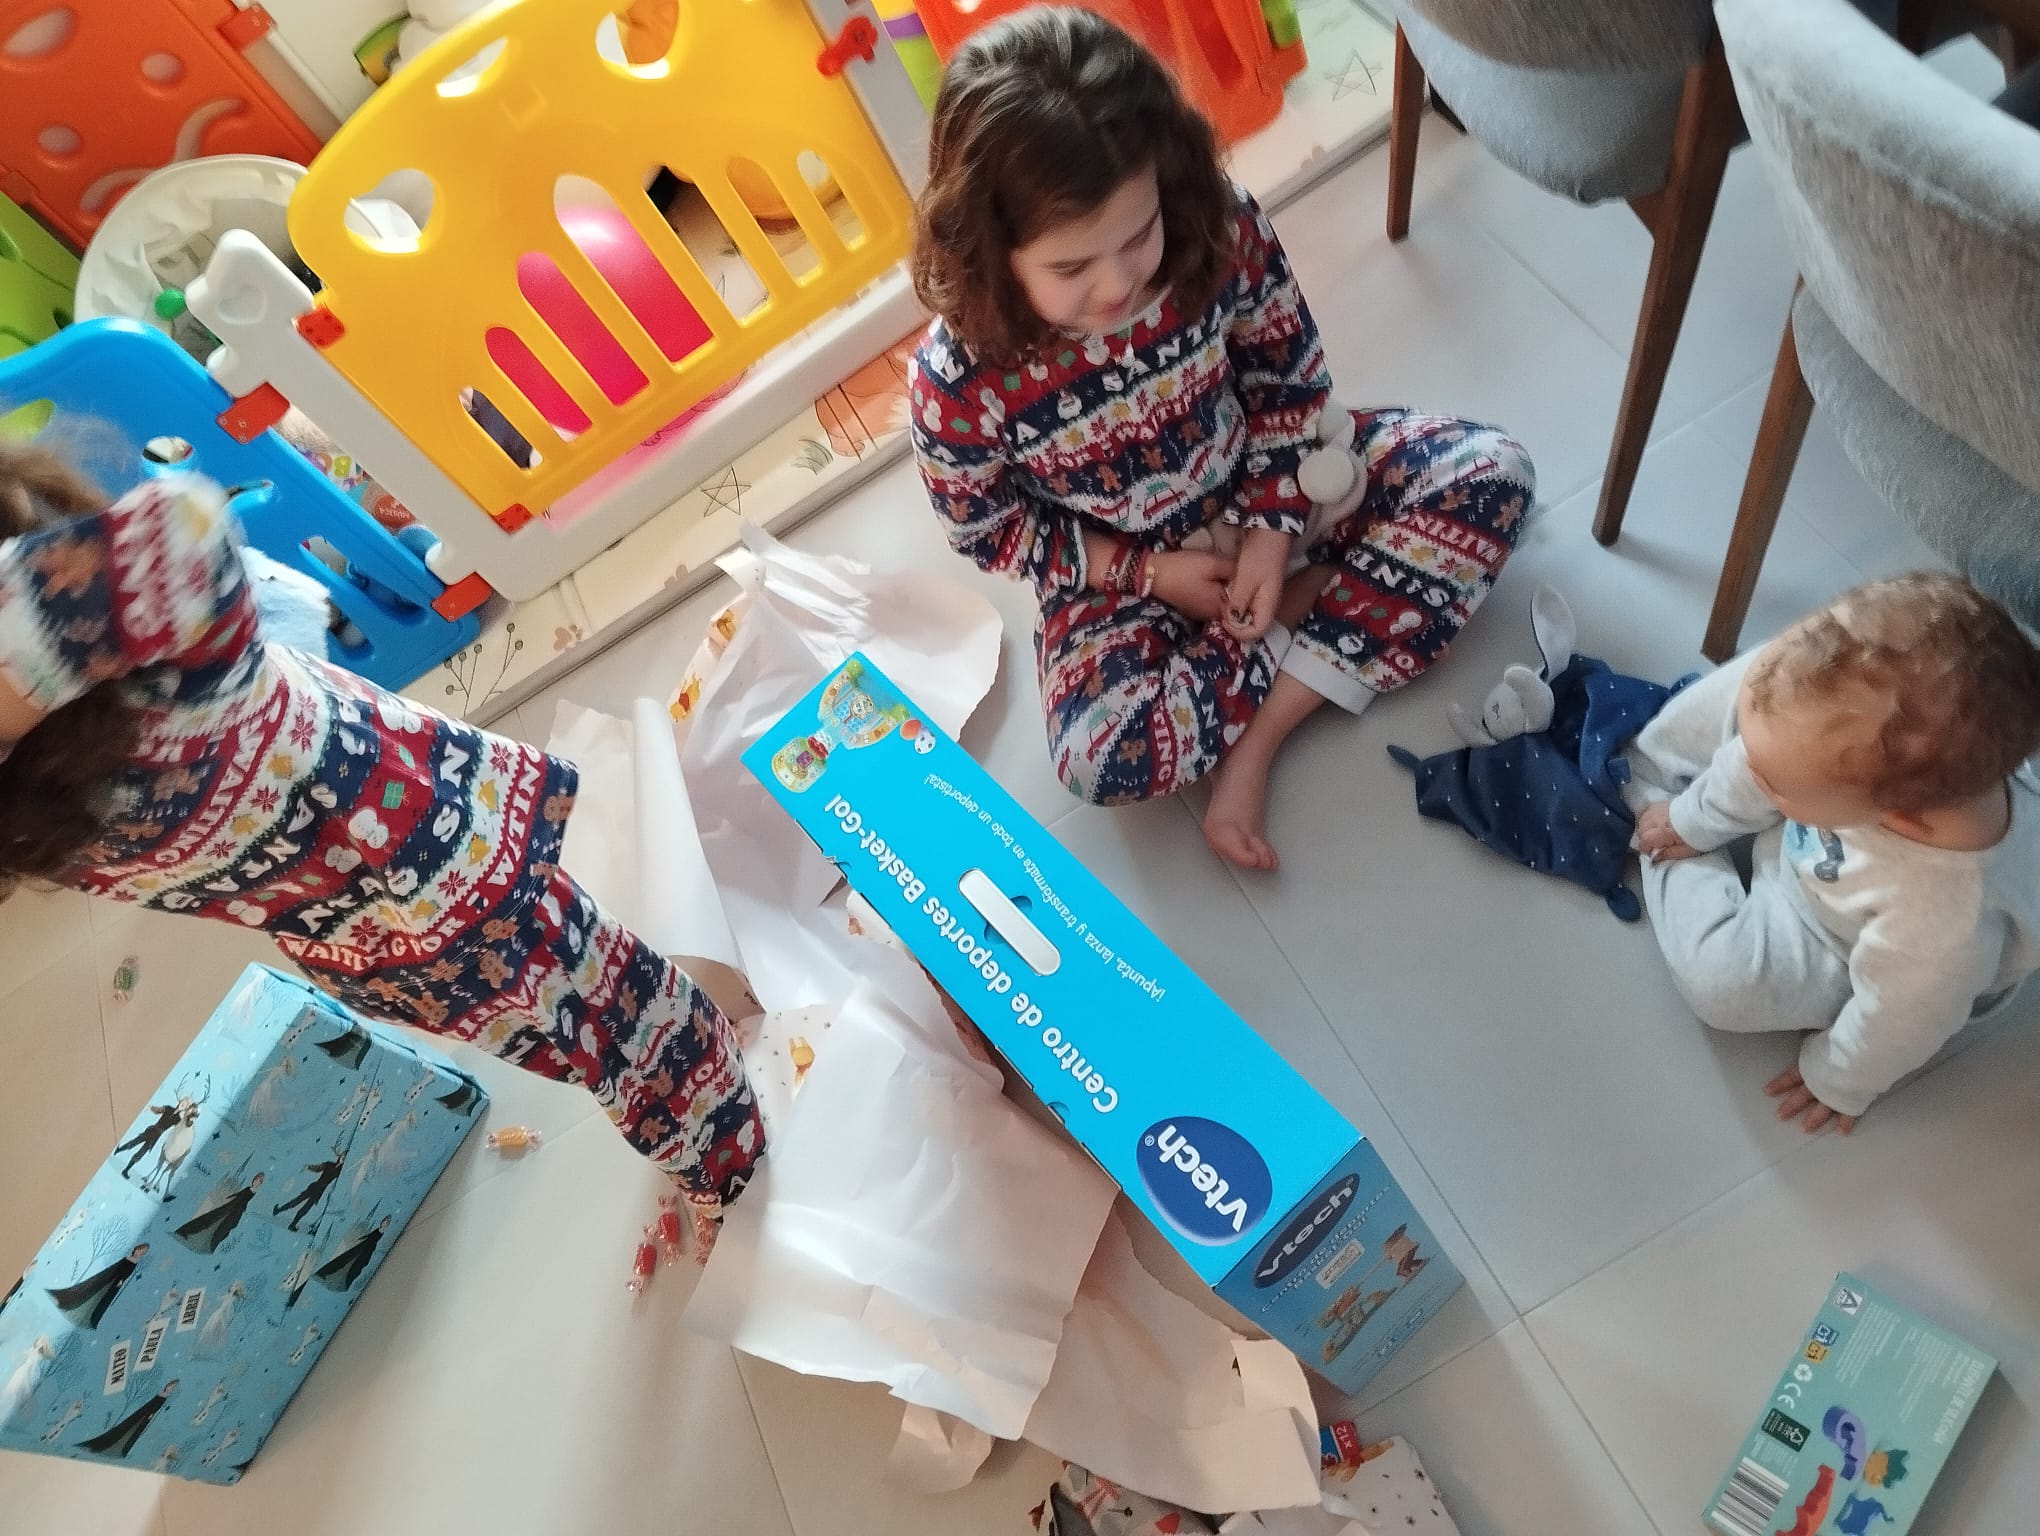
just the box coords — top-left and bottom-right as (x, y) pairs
(1704, 309), (1814, 662)
(1387, 23), (1423, 242)
(1592, 34), (1740, 546)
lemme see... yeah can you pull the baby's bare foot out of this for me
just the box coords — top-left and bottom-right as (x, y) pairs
(1203, 748), (1278, 871)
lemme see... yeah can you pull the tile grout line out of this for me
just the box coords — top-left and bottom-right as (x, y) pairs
(1206, 815), (1531, 1336)
(1435, 160), (1782, 467)
(1519, 1320), (1672, 1536)
(729, 1360), (807, 1536)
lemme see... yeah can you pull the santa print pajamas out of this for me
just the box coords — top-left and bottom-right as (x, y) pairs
(0, 477), (762, 1209)
(910, 187), (1536, 804)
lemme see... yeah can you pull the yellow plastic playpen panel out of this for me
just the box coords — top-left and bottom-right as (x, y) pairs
(287, 0), (915, 523)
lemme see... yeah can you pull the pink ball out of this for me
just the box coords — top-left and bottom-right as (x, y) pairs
(489, 203), (712, 435)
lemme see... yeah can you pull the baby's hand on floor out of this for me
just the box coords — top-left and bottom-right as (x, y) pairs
(1633, 801), (1700, 862)
(1764, 1066), (1858, 1135)
(1222, 526), (1293, 643)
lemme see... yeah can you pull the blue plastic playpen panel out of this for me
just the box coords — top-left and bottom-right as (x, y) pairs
(0, 319), (480, 690)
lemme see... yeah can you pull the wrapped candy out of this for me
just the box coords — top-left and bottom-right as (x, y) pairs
(484, 1124), (542, 1153)
(627, 1224), (659, 1295)
(655, 1195), (684, 1267)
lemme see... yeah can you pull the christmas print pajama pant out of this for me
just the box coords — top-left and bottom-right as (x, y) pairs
(1039, 410), (1535, 803)
(287, 802), (762, 1213)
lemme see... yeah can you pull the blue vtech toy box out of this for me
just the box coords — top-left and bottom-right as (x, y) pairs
(746, 656), (1462, 1392)
(0, 965), (485, 1483)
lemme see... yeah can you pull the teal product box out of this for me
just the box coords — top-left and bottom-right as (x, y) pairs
(745, 655), (1462, 1392)
(1704, 1274), (1996, 1536)
(0, 965), (485, 1482)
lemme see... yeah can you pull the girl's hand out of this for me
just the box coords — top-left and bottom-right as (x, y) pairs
(1151, 550), (1237, 624)
(1223, 527), (1294, 643)
(1764, 1066), (1858, 1135)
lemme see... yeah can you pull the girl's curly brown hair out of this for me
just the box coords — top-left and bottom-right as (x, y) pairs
(910, 6), (1236, 361)
(0, 442), (141, 898)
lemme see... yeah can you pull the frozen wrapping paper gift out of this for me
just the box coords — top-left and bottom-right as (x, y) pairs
(0, 964), (485, 1483)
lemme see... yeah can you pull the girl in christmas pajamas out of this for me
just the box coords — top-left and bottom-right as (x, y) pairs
(0, 448), (762, 1221)
(907, 10), (1534, 869)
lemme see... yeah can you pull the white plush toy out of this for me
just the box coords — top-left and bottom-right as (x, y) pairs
(1296, 395), (1365, 511)
(240, 547), (338, 657)
(1448, 586), (1576, 748)
(1184, 396), (1370, 567)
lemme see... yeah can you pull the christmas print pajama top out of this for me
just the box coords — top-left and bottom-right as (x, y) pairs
(0, 476), (762, 1208)
(910, 188), (1537, 803)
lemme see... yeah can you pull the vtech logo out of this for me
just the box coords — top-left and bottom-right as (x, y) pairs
(1252, 1173), (1358, 1288)
(1137, 1117), (1273, 1246)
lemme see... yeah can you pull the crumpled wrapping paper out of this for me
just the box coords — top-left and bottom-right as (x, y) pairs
(556, 523), (1336, 1514)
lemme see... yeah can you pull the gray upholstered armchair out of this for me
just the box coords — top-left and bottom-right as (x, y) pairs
(1704, 0), (2040, 659)
(1384, 0), (1733, 546)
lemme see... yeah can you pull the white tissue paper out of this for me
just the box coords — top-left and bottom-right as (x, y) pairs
(681, 522), (1004, 1012)
(1023, 1213), (1323, 1514)
(549, 698), (740, 970)
(886, 1403), (997, 1495)
(685, 974), (1117, 1438)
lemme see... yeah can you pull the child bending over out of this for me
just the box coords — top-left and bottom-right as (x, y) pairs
(907, 9), (1534, 869)
(1629, 573), (2040, 1132)
(0, 446), (762, 1220)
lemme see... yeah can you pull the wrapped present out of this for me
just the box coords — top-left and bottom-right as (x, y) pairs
(0, 964), (485, 1483)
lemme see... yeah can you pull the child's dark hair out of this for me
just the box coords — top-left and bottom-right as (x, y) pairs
(1748, 571), (2040, 812)
(0, 442), (140, 896)
(911, 6), (1235, 359)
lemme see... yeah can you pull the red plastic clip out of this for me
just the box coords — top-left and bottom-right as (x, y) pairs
(294, 307), (345, 348)
(216, 384), (290, 444)
(218, 3), (276, 51)
(817, 16), (878, 76)
(430, 573), (494, 621)
(494, 502), (535, 533)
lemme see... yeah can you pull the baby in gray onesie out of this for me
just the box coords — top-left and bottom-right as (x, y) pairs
(1626, 573), (2040, 1132)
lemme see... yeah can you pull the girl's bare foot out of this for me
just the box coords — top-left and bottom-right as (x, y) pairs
(1204, 745), (1278, 870)
(1199, 672), (1330, 872)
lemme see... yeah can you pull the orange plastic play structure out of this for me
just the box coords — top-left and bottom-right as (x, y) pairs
(0, 1), (323, 246)
(913, 0), (1306, 145)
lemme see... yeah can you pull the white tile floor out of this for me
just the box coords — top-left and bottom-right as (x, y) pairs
(6, 42), (2036, 1535)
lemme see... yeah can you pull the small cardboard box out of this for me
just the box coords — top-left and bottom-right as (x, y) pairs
(745, 655), (1461, 1392)
(0, 964), (485, 1482)
(1703, 1274), (1995, 1536)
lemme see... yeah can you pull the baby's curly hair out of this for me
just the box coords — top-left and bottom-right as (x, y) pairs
(0, 442), (141, 898)
(910, 6), (1235, 360)
(1747, 573), (2040, 812)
